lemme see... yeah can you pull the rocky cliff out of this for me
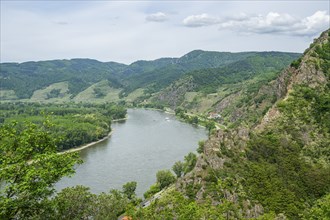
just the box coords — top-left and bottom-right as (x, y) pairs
(176, 29), (330, 219)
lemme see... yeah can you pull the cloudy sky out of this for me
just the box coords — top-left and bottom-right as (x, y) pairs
(1, 1), (329, 64)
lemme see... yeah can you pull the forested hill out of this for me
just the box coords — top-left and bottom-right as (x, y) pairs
(0, 59), (126, 99)
(150, 51), (301, 127)
(0, 50), (300, 102)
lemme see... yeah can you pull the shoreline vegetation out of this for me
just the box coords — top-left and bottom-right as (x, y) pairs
(59, 116), (128, 154)
(112, 117), (128, 122)
(58, 130), (114, 154)
(0, 102), (128, 152)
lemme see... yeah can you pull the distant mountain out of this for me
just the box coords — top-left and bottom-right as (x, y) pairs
(0, 50), (300, 102)
(119, 51), (262, 94)
(0, 59), (126, 99)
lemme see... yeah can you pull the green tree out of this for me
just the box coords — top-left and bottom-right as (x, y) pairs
(303, 193), (330, 220)
(190, 116), (199, 124)
(156, 170), (176, 189)
(94, 189), (128, 220)
(144, 184), (161, 199)
(52, 185), (96, 220)
(172, 161), (184, 178)
(0, 121), (80, 219)
(52, 186), (129, 220)
(122, 181), (137, 200)
(93, 87), (106, 98)
(205, 121), (216, 134)
(197, 140), (205, 154)
(127, 190), (226, 220)
(183, 152), (197, 174)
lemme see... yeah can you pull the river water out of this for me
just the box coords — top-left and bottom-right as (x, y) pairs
(55, 109), (207, 197)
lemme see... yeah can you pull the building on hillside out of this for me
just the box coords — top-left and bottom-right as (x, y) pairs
(208, 112), (221, 120)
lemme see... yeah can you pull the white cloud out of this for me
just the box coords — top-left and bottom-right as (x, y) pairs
(146, 12), (168, 22)
(183, 13), (221, 27)
(182, 11), (329, 37)
(219, 11), (329, 36)
(220, 12), (298, 33)
(1, 1), (329, 64)
(298, 11), (330, 35)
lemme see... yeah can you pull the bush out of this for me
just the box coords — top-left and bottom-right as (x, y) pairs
(183, 152), (197, 174)
(197, 140), (205, 154)
(172, 161), (184, 178)
(144, 184), (161, 199)
(156, 170), (176, 189)
(290, 57), (302, 69)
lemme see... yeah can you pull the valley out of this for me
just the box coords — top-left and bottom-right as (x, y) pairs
(0, 50), (300, 128)
(0, 29), (329, 219)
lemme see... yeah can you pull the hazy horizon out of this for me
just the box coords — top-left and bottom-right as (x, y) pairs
(0, 49), (304, 65)
(1, 1), (329, 64)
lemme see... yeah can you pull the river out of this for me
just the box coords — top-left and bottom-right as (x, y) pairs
(55, 109), (207, 197)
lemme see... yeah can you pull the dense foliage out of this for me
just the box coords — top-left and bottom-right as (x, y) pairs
(120, 51), (262, 94)
(51, 186), (132, 220)
(0, 59), (125, 99)
(156, 170), (176, 189)
(0, 50), (299, 102)
(0, 102), (127, 151)
(242, 84), (330, 218)
(187, 52), (298, 94)
(127, 189), (227, 220)
(0, 119), (140, 220)
(0, 120), (80, 219)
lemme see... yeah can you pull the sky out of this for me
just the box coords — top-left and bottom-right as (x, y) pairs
(1, 1), (329, 64)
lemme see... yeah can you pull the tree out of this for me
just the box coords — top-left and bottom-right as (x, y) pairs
(303, 193), (330, 219)
(52, 185), (96, 220)
(93, 87), (106, 98)
(156, 170), (176, 189)
(122, 181), (137, 200)
(52, 186), (129, 220)
(197, 140), (205, 154)
(205, 121), (216, 134)
(172, 161), (184, 178)
(94, 189), (129, 220)
(190, 116), (199, 124)
(0, 120), (80, 219)
(183, 152), (197, 174)
(144, 184), (161, 199)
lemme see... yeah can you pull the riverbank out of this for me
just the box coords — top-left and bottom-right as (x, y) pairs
(112, 117), (128, 122)
(59, 116), (128, 154)
(59, 131), (114, 154)
(132, 107), (175, 115)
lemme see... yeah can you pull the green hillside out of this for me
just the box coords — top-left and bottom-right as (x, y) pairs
(145, 51), (299, 127)
(129, 29), (330, 219)
(120, 51), (270, 95)
(0, 51), (299, 103)
(0, 59), (126, 99)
